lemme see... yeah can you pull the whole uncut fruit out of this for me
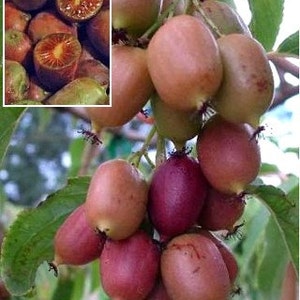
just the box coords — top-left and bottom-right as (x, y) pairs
(198, 187), (245, 231)
(147, 14), (223, 112)
(161, 233), (231, 300)
(5, 2), (31, 32)
(86, 45), (154, 131)
(151, 94), (202, 149)
(148, 152), (208, 240)
(112, 0), (161, 37)
(49, 204), (106, 276)
(147, 278), (171, 300)
(85, 159), (148, 240)
(86, 6), (110, 59)
(161, 0), (192, 15)
(5, 60), (29, 104)
(212, 33), (274, 128)
(197, 115), (261, 194)
(33, 33), (82, 91)
(193, 1), (251, 38)
(11, 0), (48, 11)
(100, 230), (160, 300)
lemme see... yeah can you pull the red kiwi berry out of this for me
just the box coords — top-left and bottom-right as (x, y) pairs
(197, 187), (246, 231)
(148, 151), (208, 240)
(197, 115), (261, 195)
(147, 14), (223, 112)
(5, 2), (31, 32)
(161, 233), (231, 300)
(86, 6), (110, 59)
(56, 0), (103, 23)
(151, 94), (202, 150)
(33, 33), (82, 91)
(5, 29), (33, 68)
(100, 230), (160, 300)
(85, 159), (149, 240)
(11, 0), (48, 11)
(86, 45), (154, 132)
(147, 278), (172, 300)
(5, 60), (29, 104)
(212, 33), (274, 128)
(49, 204), (106, 276)
(28, 10), (77, 44)
(112, 0), (161, 37)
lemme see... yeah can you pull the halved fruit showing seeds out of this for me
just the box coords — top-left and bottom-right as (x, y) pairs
(33, 33), (82, 92)
(56, 0), (103, 23)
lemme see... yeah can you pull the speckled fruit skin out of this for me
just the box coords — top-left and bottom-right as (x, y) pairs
(52, 204), (105, 267)
(100, 231), (160, 300)
(147, 14), (223, 112)
(85, 159), (149, 240)
(161, 233), (231, 300)
(5, 2), (31, 32)
(148, 153), (208, 240)
(212, 33), (274, 128)
(86, 45), (154, 131)
(112, 0), (161, 37)
(198, 187), (245, 231)
(196, 115), (261, 195)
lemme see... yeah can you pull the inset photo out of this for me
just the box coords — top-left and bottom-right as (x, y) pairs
(3, 0), (110, 106)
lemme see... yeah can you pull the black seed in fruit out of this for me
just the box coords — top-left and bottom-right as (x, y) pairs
(148, 153), (208, 240)
(56, 0), (103, 22)
(33, 33), (82, 92)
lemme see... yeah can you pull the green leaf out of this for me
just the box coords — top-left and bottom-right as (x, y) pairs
(0, 107), (26, 167)
(250, 184), (298, 274)
(249, 0), (284, 51)
(277, 31), (299, 55)
(257, 217), (288, 299)
(0, 177), (90, 296)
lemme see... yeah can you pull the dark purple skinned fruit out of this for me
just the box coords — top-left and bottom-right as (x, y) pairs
(100, 230), (160, 300)
(197, 115), (261, 195)
(49, 204), (106, 276)
(211, 33), (274, 129)
(148, 152), (208, 241)
(85, 159), (149, 240)
(198, 187), (246, 231)
(11, 0), (48, 11)
(161, 233), (231, 300)
(147, 14), (223, 112)
(198, 229), (239, 284)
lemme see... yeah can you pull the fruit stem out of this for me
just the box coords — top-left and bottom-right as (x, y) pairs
(129, 125), (157, 168)
(155, 134), (166, 167)
(192, 0), (223, 38)
(139, 0), (182, 40)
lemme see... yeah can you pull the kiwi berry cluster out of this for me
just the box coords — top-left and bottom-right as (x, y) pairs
(50, 0), (275, 299)
(5, 0), (110, 105)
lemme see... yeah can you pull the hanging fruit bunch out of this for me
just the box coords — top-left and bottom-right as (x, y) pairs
(4, 0), (110, 105)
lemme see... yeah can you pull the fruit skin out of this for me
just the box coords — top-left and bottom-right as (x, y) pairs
(28, 10), (77, 44)
(100, 230), (160, 300)
(86, 45), (154, 131)
(212, 33), (274, 128)
(5, 2), (31, 32)
(56, 0), (103, 23)
(50, 204), (105, 272)
(161, 233), (231, 300)
(197, 187), (245, 231)
(5, 60), (29, 104)
(112, 0), (161, 37)
(5, 29), (33, 68)
(33, 33), (82, 92)
(146, 278), (171, 300)
(11, 0), (48, 11)
(197, 115), (261, 195)
(86, 6), (110, 59)
(148, 153), (208, 240)
(85, 159), (149, 240)
(44, 77), (108, 105)
(193, 1), (252, 38)
(27, 76), (51, 102)
(147, 14), (223, 112)
(151, 94), (202, 149)
(161, 0), (192, 16)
